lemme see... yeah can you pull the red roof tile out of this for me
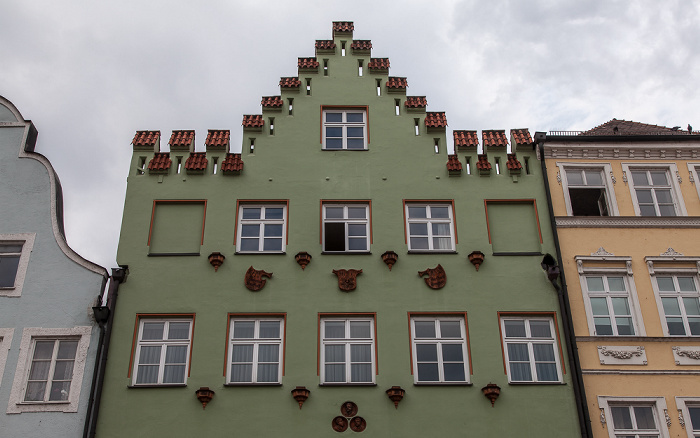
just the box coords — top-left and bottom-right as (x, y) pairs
(351, 40), (372, 51)
(482, 130), (508, 148)
(424, 112), (447, 128)
(386, 77), (408, 89)
(242, 114), (264, 128)
(405, 96), (427, 108)
(368, 58), (390, 70)
(506, 154), (522, 172)
(279, 77), (302, 88)
(581, 118), (688, 135)
(298, 57), (319, 69)
(221, 153), (244, 174)
(168, 130), (195, 149)
(315, 40), (336, 50)
(510, 128), (532, 146)
(453, 130), (479, 148)
(261, 96), (283, 108)
(333, 21), (354, 33)
(476, 154), (491, 171)
(132, 130), (160, 148)
(205, 130), (230, 148)
(185, 152), (208, 171)
(148, 152), (171, 172)
(446, 154), (462, 172)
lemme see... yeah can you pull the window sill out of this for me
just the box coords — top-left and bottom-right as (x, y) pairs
(407, 250), (457, 254)
(321, 149), (369, 152)
(492, 252), (543, 256)
(18, 400), (70, 405)
(147, 253), (200, 257)
(224, 382), (282, 387)
(321, 251), (372, 255)
(319, 383), (376, 386)
(413, 382), (472, 386)
(128, 384), (188, 388)
(507, 381), (566, 385)
(235, 251), (286, 255)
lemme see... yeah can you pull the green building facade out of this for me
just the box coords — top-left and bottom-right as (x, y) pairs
(96, 22), (583, 437)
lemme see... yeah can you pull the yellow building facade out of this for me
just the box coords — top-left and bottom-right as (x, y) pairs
(541, 120), (700, 438)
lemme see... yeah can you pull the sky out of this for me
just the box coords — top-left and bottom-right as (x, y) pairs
(1, 0), (698, 270)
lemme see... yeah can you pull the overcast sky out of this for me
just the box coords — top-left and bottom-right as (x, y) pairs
(1, 0), (698, 270)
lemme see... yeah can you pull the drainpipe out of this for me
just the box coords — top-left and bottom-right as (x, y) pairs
(537, 136), (592, 438)
(84, 267), (128, 438)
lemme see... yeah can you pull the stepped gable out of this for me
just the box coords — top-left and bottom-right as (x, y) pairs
(453, 130), (478, 149)
(424, 112), (447, 128)
(242, 114), (264, 128)
(510, 128), (532, 146)
(132, 130), (160, 148)
(404, 96), (427, 109)
(185, 152), (208, 171)
(148, 153), (171, 172)
(279, 77), (301, 88)
(483, 130), (508, 148)
(580, 118), (687, 136)
(261, 96), (283, 108)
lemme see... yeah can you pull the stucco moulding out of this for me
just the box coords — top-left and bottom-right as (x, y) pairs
(332, 269), (362, 292)
(418, 264), (446, 289)
(597, 346), (647, 365)
(672, 346), (700, 365)
(544, 144), (700, 160)
(244, 266), (272, 291)
(555, 216), (700, 228)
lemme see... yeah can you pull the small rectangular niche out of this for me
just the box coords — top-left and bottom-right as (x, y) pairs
(414, 118), (420, 136)
(495, 157), (501, 174)
(323, 59), (329, 76)
(288, 98), (294, 116)
(269, 117), (275, 136)
(176, 156), (183, 174)
(249, 138), (255, 154)
(358, 59), (363, 76)
(212, 157), (218, 174)
(136, 157), (146, 175)
(341, 41), (346, 56)
(434, 139), (440, 154)
(376, 79), (381, 96)
(465, 157), (471, 175)
(306, 79), (311, 95)
(395, 99), (400, 116)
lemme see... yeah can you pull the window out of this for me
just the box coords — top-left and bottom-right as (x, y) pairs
(656, 275), (700, 336)
(598, 397), (669, 438)
(676, 397), (700, 438)
(405, 203), (456, 252)
(8, 326), (91, 413)
(322, 109), (366, 150)
(320, 317), (375, 384)
(228, 317), (284, 384)
(410, 316), (469, 384)
(322, 203), (370, 252)
(623, 164), (685, 216)
(0, 233), (35, 297)
(583, 275), (639, 336)
(557, 163), (617, 216)
(500, 316), (562, 383)
(236, 204), (287, 253)
(132, 318), (193, 385)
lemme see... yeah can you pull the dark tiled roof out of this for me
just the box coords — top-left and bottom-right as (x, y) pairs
(206, 130), (229, 148)
(453, 130), (478, 148)
(221, 153), (244, 174)
(351, 40), (372, 50)
(446, 154), (462, 172)
(333, 21), (354, 33)
(185, 152), (208, 171)
(261, 96), (284, 108)
(506, 154), (522, 171)
(168, 130), (195, 149)
(424, 112), (447, 128)
(386, 77), (408, 89)
(368, 58), (390, 70)
(581, 118), (688, 136)
(298, 57), (319, 69)
(476, 154), (491, 171)
(148, 153), (171, 172)
(405, 96), (427, 108)
(132, 130), (160, 148)
(315, 40), (336, 50)
(279, 77), (302, 88)
(511, 128), (532, 146)
(242, 115), (264, 128)
(483, 130), (508, 148)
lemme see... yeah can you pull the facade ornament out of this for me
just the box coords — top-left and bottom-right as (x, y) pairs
(690, 169), (695, 183)
(629, 149), (635, 158)
(676, 170), (683, 184)
(613, 148), (620, 158)
(591, 247), (614, 257)
(244, 266), (273, 291)
(381, 251), (398, 270)
(332, 416), (348, 432)
(567, 149), (573, 158)
(599, 347), (643, 360)
(609, 171), (616, 184)
(600, 408), (606, 426)
(678, 149), (683, 158)
(660, 248), (683, 257)
(576, 259), (584, 274)
(418, 264), (447, 289)
(664, 409), (672, 427)
(341, 401), (358, 417)
(332, 269), (362, 292)
(556, 171), (561, 184)
(291, 386), (310, 409)
(645, 149), (651, 158)
(208, 252), (225, 272)
(647, 260), (655, 275)
(674, 348), (700, 360)
(349, 417), (367, 432)
(679, 409), (686, 428)
(598, 149), (604, 158)
(626, 260), (633, 276)
(294, 252), (312, 270)
(622, 170), (628, 183)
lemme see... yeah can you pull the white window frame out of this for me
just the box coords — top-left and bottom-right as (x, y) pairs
(7, 326), (91, 414)
(687, 163), (700, 203)
(322, 203), (370, 253)
(622, 163), (686, 216)
(0, 233), (35, 297)
(0, 328), (14, 387)
(500, 316), (563, 383)
(227, 317), (284, 385)
(556, 163), (619, 216)
(575, 255), (645, 337)
(320, 317), (375, 385)
(652, 271), (700, 337)
(676, 397), (700, 438)
(598, 396), (669, 438)
(322, 109), (367, 150)
(405, 203), (456, 252)
(131, 318), (193, 386)
(410, 316), (469, 384)
(236, 204), (287, 253)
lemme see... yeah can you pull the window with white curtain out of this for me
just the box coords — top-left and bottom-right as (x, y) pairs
(405, 203), (455, 252)
(500, 316), (562, 383)
(132, 318), (192, 385)
(410, 316), (469, 384)
(320, 317), (374, 384)
(228, 318), (284, 384)
(24, 339), (79, 402)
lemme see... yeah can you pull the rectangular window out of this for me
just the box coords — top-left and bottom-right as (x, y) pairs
(322, 109), (367, 150)
(405, 203), (455, 252)
(656, 274), (700, 336)
(557, 164), (617, 216)
(0, 243), (23, 288)
(24, 339), (79, 402)
(599, 397), (668, 438)
(500, 316), (562, 383)
(623, 164), (685, 216)
(677, 397), (700, 438)
(236, 203), (287, 253)
(583, 275), (638, 336)
(0, 233), (35, 297)
(410, 316), (469, 384)
(228, 317), (284, 384)
(132, 318), (193, 385)
(321, 317), (375, 384)
(322, 203), (370, 253)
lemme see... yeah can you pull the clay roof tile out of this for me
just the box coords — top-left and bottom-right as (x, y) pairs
(446, 154), (462, 172)
(221, 153), (244, 174)
(315, 40), (336, 50)
(242, 114), (264, 128)
(279, 77), (302, 88)
(424, 112), (447, 128)
(510, 128), (532, 146)
(185, 152), (208, 171)
(147, 152), (171, 172)
(386, 77), (408, 89)
(351, 40), (372, 51)
(132, 130), (160, 148)
(332, 21), (354, 33)
(482, 130), (508, 148)
(506, 154), (522, 172)
(368, 58), (390, 70)
(476, 154), (491, 171)
(261, 96), (284, 108)
(404, 96), (427, 108)
(453, 130), (479, 148)
(581, 118), (687, 136)
(205, 130), (230, 148)
(298, 57), (319, 69)
(168, 130), (195, 150)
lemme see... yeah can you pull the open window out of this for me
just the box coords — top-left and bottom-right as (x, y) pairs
(557, 163), (618, 216)
(322, 202), (370, 253)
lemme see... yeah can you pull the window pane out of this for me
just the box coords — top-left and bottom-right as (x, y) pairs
(662, 297), (681, 315)
(233, 321), (255, 339)
(326, 112), (342, 122)
(0, 245), (23, 253)
(509, 363), (532, 381)
(242, 208), (261, 220)
(667, 317), (686, 335)
(231, 345), (253, 362)
(679, 277), (697, 292)
(433, 237), (452, 250)
(53, 361), (75, 380)
(529, 320), (552, 338)
(264, 224), (283, 237)
(430, 206), (450, 218)
(168, 323), (190, 340)
(684, 298), (700, 316)
(349, 321), (371, 338)
(351, 363), (372, 382)
(324, 222), (345, 251)
(350, 344), (371, 362)
(657, 277), (675, 292)
(442, 344), (464, 362)
(258, 344), (279, 362)
(584, 170), (603, 185)
(586, 277), (605, 292)
(240, 238), (259, 252)
(636, 189), (654, 204)
(28, 361), (51, 380)
(325, 345), (345, 362)
(325, 138), (342, 149)
(408, 206), (427, 218)
(231, 364), (253, 382)
(504, 320), (526, 338)
(0, 255), (20, 287)
(432, 223), (451, 236)
(347, 139), (365, 150)
(241, 224), (260, 237)
(594, 317), (613, 335)
(611, 298), (631, 316)
(689, 318), (700, 335)
(325, 321), (345, 338)
(325, 364), (345, 382)
(507, 343), (529, 361)
(611, 406), (633, 429)
(346, 113), (363, 123)
(417, 363), (439, 381)
(347, 207), (366, 219)
(639, 204), (657, 216)
(566, 169), (584, 185)
(348, 238), (367, 251)
(142, 322), (164, 340)
(649, 171), (668, 185)
(631, 171), (648, 186)
(688, 407), (700, 430)
(409, 223), (428, 236)
(138, 346), (162, 364)
(33, 341), (55, 360)
(590, 297), (609, 315)
(257, 364), (278, 382)
(607, 277), (625, 292)
(165, 346), (187, 364)
(410, 237), (429, 249)
(615, 317), (634, 335)
(259, 321), (280, 338)
(655, 189), (673, 204)
(533, 344), (555, 361)
(440, 321), (461, 338)
(162, 365), (185, 383)
(634, 406), (656, 429)
(326, 127), (342, 137)
(535, 363), (558, 381)
(24, 382), (46, 401)
(443, 363), (466, 381)
(346, 127), (364, 137)
(136, 365), (159, 384)
(414, 321), (436, 338)
(49, 381), (71, 401)
(416, 344), (438, 362)
(264, 208), (284, 220)
(263, 238), (282, 251)
(347, 224), (366, 237)
(325, 207), (344, 219)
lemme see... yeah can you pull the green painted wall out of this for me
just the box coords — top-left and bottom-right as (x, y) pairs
(96, 25), (581, 437)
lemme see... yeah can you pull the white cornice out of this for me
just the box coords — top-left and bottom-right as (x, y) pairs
(544, 142), (700, 160)
(555, 216), (700, 228)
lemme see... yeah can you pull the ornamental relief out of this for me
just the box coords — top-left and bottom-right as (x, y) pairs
(597, 346), (647, 365)
(672, 346), (700, 365)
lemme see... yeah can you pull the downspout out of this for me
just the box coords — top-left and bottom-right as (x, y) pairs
(84, 267), (128, 438)
(537, 137), (592, 438)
